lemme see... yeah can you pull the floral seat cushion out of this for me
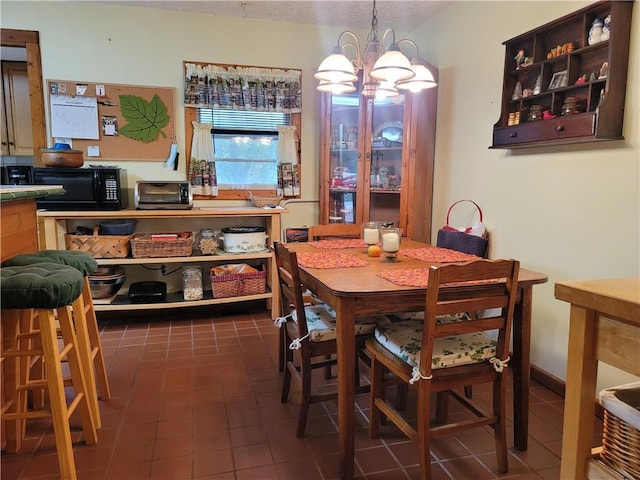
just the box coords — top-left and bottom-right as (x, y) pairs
(390, 312), (468, 323)
(373, 319), (497, 369)
(291, 304), (390, 342)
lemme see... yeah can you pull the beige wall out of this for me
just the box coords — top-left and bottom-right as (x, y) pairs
(3, 1), (638, 391)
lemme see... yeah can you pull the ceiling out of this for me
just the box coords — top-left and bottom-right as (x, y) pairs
(100, 1), (450, 31)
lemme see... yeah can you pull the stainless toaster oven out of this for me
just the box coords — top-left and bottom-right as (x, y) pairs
(134, 181), (192, 209)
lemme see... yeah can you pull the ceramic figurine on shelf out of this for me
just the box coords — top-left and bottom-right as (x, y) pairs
(588, 17), (604, 45)
(601, 14), (611, 41)
(512, 81), (523, 100)
(599, 61), (609, 79)
(533, 75), (542, 95)
(514, 49), (525, 68)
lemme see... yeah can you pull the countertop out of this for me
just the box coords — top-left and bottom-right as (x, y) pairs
(0, 185), (65, 203)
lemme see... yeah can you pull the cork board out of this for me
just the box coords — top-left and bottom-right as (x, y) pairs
(46, 79), (176, 161)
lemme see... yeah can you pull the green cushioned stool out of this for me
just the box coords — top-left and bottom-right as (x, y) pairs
(4, 250), (111, 427)
(0, 263), (98, 480)
(4, 250), (98, 276)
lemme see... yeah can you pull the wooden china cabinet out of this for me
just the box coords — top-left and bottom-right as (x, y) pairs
(319, 84), (437, 243)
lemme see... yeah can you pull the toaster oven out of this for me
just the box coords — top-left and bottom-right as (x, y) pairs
(134, 181), (192, 210)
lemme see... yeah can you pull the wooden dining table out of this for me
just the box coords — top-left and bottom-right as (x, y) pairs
(286, 238), (548, 479)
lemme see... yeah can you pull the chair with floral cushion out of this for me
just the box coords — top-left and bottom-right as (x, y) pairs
(273, 241), (390, 437)
(365, 259), (520, 478)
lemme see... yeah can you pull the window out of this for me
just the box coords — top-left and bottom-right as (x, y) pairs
(183, 62), (302, 198)
(198, 109), (290, 189)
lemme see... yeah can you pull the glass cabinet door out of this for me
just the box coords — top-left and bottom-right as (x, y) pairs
(366, 95), (405, 226)
(327, 93), (361, 224)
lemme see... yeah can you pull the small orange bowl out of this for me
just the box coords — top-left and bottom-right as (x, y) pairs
(41, 149), (84, 168)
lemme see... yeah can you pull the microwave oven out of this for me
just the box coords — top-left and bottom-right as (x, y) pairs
(32, 166), (128, 210)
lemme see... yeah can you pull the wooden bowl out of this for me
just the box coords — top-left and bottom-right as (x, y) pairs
(41, 149), (84, 168)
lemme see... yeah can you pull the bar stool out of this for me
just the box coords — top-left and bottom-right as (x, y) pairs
(4, 250), (111, 428)
(1, 263), (98, 480)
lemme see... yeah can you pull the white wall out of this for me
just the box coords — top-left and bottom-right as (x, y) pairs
(416, 1), (640, 392)
(3, 1), (638, 391)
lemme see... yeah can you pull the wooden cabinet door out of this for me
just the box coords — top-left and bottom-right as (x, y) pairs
(2, 61), (34, 156)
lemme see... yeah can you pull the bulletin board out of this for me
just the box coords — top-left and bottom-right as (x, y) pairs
(46, 79), (176, 161)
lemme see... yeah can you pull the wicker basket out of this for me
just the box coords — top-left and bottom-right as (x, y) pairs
(210, 265), (266, 298)
(598, 382), (640, 479)
(249, 191), (282, 208)
(130, 233), (193, 258)
(64, 226), (133, 258)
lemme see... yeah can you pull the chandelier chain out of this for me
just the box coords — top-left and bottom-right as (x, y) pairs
(369, 0), (378, 41)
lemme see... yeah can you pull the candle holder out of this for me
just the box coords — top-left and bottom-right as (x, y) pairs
(362, 221), (380, 253)
(379, 227), (402, 262)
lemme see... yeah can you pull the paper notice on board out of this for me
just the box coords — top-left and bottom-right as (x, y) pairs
(50, 94), (100, 140)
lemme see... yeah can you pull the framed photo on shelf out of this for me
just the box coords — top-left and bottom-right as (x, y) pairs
(548, 70), (568, 90)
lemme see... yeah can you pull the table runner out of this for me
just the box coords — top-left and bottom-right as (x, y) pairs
(310, 239), (366, 249)
(400, 247), (479, 263)
(297, 252), (369, 269)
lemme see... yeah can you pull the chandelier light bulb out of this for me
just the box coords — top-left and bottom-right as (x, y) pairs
(369, 44), (415, 83)
(317, 80), (357, 94)
(396, 62), (437, 92)
(314, 50), (358, 83)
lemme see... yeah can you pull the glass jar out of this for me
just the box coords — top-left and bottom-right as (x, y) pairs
(183, 265), (203, 301)
(196, 229), (218, 255)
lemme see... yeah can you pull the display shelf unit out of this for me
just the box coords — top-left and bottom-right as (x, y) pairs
(36, 207), (284, 317)
(491, 1), (633, 149)
(319, 79), (437, 243)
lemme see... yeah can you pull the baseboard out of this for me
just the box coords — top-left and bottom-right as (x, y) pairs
(530, 363), (604, 419)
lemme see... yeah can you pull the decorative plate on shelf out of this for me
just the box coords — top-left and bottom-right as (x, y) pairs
(373, 122), (403, 146)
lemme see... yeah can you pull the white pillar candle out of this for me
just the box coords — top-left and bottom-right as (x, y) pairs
(382, 233), (400, 252)
(363, 228), (379, 245)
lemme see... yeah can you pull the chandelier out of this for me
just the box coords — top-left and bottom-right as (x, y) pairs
(314, 0), (437, 98)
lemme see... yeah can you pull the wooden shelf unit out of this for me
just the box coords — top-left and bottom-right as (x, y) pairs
(491, 1), (633, 149)
(36, 207), (284, 317)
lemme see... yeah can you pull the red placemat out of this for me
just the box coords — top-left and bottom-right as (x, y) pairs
(378, 268), (504, 288)
(400, 247), (479, 263)
(297, 252), (369, 269)
(310, 239), (366, 249)
(378, 268), (431, 287)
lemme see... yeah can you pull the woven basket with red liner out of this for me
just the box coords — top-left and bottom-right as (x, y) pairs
(210, 264), (266, 298)
(130, 232), (193, 258)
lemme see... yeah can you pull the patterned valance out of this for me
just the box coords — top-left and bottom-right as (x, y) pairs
(184, 62), (302, 113)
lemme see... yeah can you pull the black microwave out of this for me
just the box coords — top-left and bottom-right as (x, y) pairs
(32, 166), (128, 210)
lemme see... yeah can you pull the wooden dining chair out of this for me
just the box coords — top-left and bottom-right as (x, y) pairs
(273, 241), (390, 437)
(365, 259), (520, 479)
(308, 223), (361, 240)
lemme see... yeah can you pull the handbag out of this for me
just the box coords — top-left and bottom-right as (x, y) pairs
(436, 200), (489, 258)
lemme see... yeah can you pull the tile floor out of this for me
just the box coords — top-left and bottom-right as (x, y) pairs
(1, 303), (603, 480)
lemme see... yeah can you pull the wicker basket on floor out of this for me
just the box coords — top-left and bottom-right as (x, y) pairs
(598, 382), (640, 479)
(64, 226), (133, 258)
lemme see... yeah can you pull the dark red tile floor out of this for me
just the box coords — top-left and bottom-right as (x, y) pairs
(1, 304), (603, 479)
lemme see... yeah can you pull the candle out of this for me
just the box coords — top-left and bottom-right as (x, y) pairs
(364, 228), (379, 245)
(382, 232), (400, 252)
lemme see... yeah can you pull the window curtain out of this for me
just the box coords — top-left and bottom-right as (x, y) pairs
(276, 125), (299, 196)
(189, 122), (218, 196)
(184, 63), (301, 113)
(276, 125), (297, 164)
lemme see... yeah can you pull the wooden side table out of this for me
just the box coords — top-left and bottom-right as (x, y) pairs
(555, 277), (640, 479)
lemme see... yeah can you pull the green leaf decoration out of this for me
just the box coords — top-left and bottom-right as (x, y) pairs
(118, 94), (170, 143)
